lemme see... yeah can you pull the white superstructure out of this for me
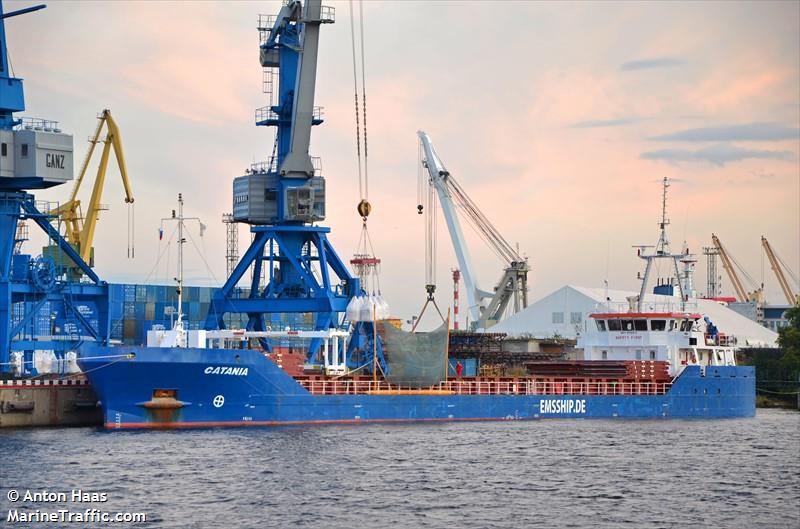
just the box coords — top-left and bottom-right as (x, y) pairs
(578, 308), (736, 376)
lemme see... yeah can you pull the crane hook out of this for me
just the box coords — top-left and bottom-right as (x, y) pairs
(357, 199), (371, 220)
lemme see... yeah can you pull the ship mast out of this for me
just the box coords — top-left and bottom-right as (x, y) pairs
(161, 193), (203, 346)
(656, 176), (671, 256)
(177, 193), (185, 332)
(636, 177), (687, 312)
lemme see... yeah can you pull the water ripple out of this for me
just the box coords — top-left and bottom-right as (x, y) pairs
(0, 410), (798, 528)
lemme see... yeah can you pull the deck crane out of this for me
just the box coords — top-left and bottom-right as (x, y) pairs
(711, 233), (763, 304)
(48, 109), (134, 279)
(417, 131), (528, 330)
(761, 236), (799, 305)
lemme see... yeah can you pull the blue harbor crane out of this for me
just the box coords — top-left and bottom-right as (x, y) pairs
(204, 0), (360, 361)
(0, 2), (109, 376)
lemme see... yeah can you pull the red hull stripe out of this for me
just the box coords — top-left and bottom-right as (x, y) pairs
(106, 416), (511, 429)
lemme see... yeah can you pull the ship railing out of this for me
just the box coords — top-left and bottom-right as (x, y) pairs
(297, 378), (672, 397)
(592, 300), (698, 314)
(250, 158), (278, 174)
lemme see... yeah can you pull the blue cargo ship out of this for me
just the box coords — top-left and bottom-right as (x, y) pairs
(78, 338), (755, 429)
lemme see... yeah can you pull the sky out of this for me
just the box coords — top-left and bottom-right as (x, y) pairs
(6, 0), (799, 328)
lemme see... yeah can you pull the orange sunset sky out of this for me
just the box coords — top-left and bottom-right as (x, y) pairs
(7, 0), (799, 326)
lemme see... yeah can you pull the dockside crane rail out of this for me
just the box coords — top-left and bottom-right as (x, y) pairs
(761, 236), (799, 305)
(52, 109), (135, 275)
(417, 131), (528, 330)
(711, 233), (762, 303)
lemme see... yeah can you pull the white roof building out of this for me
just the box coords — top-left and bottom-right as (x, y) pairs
(489, 285), (779, 348)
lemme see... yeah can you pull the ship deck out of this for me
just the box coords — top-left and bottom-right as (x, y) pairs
(295, 376), (673, 397)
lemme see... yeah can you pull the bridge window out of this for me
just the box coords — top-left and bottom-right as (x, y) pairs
(634, 320), (647, 331)
(596, 320), (606, 332)
(680, 319), (693, 332)
(607, 319), (622, 331)
(650, 320), (666, 331)
(668, 320), (677, 331)
(621, 319), (634, 331)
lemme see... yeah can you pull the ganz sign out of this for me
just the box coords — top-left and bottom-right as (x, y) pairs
(45, 153), (65, 169)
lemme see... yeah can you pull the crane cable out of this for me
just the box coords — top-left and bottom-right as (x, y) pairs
(359, 0), (369, 202)
(348, 0), (363, 201)
(349, 0), (382, 299)
(349, 0), (370, 220)
(127, 202), (135, 259)
(771, 243), (799, 286)
(413, 139), (445, 331)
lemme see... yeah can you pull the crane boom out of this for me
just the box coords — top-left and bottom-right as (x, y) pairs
(712, 233), (749, 302)
(418, 131), (482, 325)
(417, 131), (528, 329)
(51, 109), (134, 275)
(761, 236), (798, 304)
(278, 0), (322, 179)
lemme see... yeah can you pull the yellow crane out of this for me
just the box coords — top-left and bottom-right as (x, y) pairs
(711, 233), (763, 303)
(48, 109), (134, 277)
(761, 236), (799, 305)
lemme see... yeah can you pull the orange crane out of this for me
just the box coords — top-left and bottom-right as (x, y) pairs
(711, 233), (763, 303)
(47, 109), (135, 278)
(761, 236), (799, 305)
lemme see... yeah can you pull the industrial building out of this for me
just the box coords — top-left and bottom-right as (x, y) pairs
(489, 285), (779, 348)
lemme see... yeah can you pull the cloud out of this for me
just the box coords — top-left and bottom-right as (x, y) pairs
(570, 118), (640, 128)
(651, 122), (800, 142)
(641, 144), (793, 166)
(620, 57), (683, 71)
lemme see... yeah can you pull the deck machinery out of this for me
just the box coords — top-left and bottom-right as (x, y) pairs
(0, 3), (110, 376)
(205, 1), (361, 362)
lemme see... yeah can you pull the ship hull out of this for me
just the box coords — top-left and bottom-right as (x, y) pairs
(78, 345), (755, 429)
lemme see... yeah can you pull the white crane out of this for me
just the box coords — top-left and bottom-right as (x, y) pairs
(417, 131), (529, 330)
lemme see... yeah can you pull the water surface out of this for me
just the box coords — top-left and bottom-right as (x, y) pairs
(1, 410), (798, 528)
